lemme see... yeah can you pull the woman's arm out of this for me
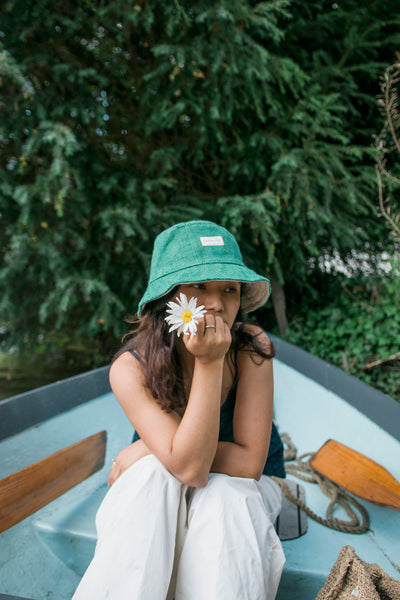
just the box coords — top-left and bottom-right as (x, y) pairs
(109, 315), (230, 487)
(211, 329), (274, 480)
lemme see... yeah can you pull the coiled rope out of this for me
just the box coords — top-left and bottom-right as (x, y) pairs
(273, 433), (370, 535)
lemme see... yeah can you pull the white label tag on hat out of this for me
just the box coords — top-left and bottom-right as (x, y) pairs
(200, 236), (224, 246)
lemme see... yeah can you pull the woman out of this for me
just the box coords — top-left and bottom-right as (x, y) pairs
(72, 220), (286, 600)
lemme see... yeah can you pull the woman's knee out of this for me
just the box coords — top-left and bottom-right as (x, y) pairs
(207, 472), (258, 497)
(190, 473), (260, 516)
(201, 474), (282, 521)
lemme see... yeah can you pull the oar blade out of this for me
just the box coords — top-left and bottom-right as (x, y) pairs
(310, 439), (400, 510)
(0, 430), (107, 532)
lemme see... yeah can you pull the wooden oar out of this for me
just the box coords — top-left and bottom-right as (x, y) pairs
(0, 430), (107, 533)
(310, 439), (400, 510)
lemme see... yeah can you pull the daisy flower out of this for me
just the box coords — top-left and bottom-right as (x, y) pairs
(165, 293), (206, 338)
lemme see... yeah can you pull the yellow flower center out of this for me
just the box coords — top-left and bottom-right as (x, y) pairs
(181, 310), (193, 323)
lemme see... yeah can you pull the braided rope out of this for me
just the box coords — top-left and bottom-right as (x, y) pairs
(274, 434), (370, 535)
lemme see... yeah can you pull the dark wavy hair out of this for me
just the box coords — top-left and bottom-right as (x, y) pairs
(113, 285), (275, 412)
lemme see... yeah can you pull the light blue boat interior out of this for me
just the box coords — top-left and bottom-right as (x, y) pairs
(0, 339), (399, 600)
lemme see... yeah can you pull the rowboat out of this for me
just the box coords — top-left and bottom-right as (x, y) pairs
(0, 337), (399, 599)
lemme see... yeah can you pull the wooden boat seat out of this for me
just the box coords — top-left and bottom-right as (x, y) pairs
(33, 479), (307, 577)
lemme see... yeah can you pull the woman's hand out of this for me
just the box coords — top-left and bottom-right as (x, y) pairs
(108, 439), (151, 486)
(183, 314), (231, 363)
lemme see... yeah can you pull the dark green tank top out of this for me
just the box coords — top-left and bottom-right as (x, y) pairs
(129, 350), (285, 478)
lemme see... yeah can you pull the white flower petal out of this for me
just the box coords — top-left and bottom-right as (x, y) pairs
(188, 296), (197, 311)
(165, 315), (182, 325)
(166, 299), (181, 310)
(179, 292), (188, 306)
(178, 323), (189, 337)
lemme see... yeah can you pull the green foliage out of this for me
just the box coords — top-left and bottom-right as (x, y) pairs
(281, 269), (400, 401)
(263, 0), (400, 289)
(0, 0), (399, 379)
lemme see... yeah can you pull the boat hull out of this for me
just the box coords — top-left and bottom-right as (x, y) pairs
(0, 339), (399, 599)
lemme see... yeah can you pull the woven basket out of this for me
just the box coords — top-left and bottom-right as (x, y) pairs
(315, 546), (400, 600)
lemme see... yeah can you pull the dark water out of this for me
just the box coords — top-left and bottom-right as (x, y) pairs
(0, 352), (88, 401)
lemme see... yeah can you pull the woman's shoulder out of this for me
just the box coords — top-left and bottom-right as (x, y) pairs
(110, 347), (145, 386)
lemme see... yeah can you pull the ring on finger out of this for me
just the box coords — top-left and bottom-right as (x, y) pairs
(205, 325), (216, 329)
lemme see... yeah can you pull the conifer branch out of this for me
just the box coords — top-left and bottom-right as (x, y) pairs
(375, 63), (400, 239)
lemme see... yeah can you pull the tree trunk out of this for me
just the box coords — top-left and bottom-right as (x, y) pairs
(270, 278), (289, 335)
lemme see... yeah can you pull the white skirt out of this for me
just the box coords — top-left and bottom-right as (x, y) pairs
(72, 454), (285, 600)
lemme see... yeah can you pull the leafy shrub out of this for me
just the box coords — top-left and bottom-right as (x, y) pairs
(280, 268), (400, 401)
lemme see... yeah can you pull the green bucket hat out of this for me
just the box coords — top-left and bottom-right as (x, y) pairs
(138, 220), (271, 315)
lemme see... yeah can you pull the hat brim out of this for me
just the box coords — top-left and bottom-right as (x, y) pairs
(138, 262), (270, 315)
